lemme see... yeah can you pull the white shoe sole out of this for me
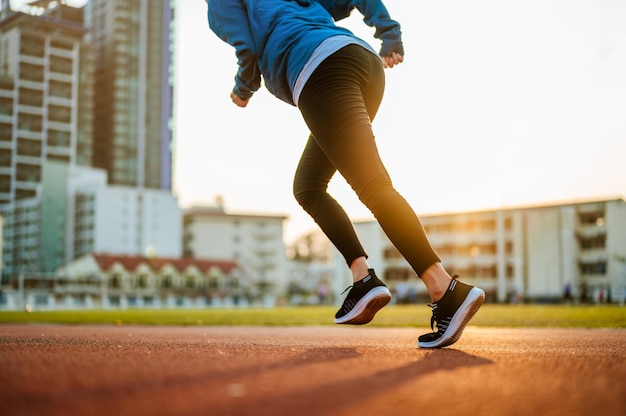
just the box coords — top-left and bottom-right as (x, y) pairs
(418, 287), (485, 348)
(334, 286), (392, 325)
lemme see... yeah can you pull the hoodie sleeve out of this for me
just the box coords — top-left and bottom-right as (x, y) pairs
(207, 0), (261, 100)
(316, 0), (404, 57)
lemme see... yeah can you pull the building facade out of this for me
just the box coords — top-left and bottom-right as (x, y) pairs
(0, 253), (241, 310)
(183, 203), (288, 300)
(1, 161), (182, 282)
(0, 1), (180, 286)
(85, 0), (175, 190)
(337, 198), (626, 304)
(0, 2), (93, 205)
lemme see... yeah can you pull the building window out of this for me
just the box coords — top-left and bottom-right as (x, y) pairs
(162, 275), (172, 288)
(17, 113), (42, 132)
(16, 189), (36, 200)
(579, 211), (605, 225)
(186, 276), (195, 289)
(50, 39), (73, 51)
(383, 246), (402, 260)
(579, 235), (606, 250)
(17, 138), (42, 157)
(506, 264), (514, 278)
(580, 261), (607, 275)
(0, 97), (13, 115)
(48, 105), (72, 123)
(49, 80), (72, 99)
(20, 36), (45, 58)
(138, 274), (149, 288)
(16, 163), (41, 182)
(0, 148), (11, 168)
(49, 56), (73, 74)
(229, 277), (239, 289)
(19, 62), (44, 82)
(480, 219), (496, 231)
(0, 122), (12, 139)
(18, 87), (43, 107)
(384, 267), (412, 282)
(109, 274), (122, 288)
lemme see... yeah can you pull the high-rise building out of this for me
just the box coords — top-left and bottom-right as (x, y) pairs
(0, 1), (94, 205)
(85, 0), (175, 190)
(0, 1), (178, 284)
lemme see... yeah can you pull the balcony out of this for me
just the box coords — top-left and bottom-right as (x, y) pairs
(0, 87), (14, 97)
(576, 224), (606, 239)
(578, 252), (608, 266)
(19, 55), (45, 67)
(254, 243), (277, 257)
(48, 72), (73, 83)
(48, 96), (72, 106)
(49, 47), (74, 59)
(18, 80), (44, 91)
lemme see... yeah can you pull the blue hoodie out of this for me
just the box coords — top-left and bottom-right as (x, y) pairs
(206, 0), (403, 106)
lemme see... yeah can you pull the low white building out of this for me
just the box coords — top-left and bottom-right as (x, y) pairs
(183, 202), (288, 299)
(73, 179), (182, 259)
(332, 198), (626, 304)
(0, 253), (242, 311)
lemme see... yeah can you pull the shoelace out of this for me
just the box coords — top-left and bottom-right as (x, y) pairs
(428, 303), (438, 331)
(427, 303), (451, 333)
(427, 275), (460, 332)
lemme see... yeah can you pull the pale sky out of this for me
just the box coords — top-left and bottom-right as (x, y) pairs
(175, 0), (626, 242)
(20, 0), (626, 243)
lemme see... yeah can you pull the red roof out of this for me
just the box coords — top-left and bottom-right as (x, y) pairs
(92, 254), (239, 274)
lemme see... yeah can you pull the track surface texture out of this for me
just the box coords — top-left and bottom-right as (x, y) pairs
(1, 325), (625, 416)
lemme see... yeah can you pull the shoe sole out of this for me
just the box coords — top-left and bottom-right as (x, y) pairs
(417, 287), (485, 348)
(334, 286), (392, 325)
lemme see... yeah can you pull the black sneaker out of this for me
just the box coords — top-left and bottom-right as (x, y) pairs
(417, 276), (485, 348)
(335, 269), (392, 325)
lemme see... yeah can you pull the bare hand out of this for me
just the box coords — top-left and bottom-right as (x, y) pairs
(382, 52), (404, 69)
(230, 92), (249, 108)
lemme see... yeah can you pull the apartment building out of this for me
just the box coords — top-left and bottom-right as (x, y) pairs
(1, 1), (180, 284)
(338, 198), (626, 303)
(0, 1), (94, 205)
(1, 161), (182, 281)
(183, 203), (288, 299)
(85, 0), (175, 190)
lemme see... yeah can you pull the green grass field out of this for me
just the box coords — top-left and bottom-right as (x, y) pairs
(1, 304), (625, 328)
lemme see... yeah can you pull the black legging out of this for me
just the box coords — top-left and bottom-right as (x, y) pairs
(294, 44), (440, 276)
